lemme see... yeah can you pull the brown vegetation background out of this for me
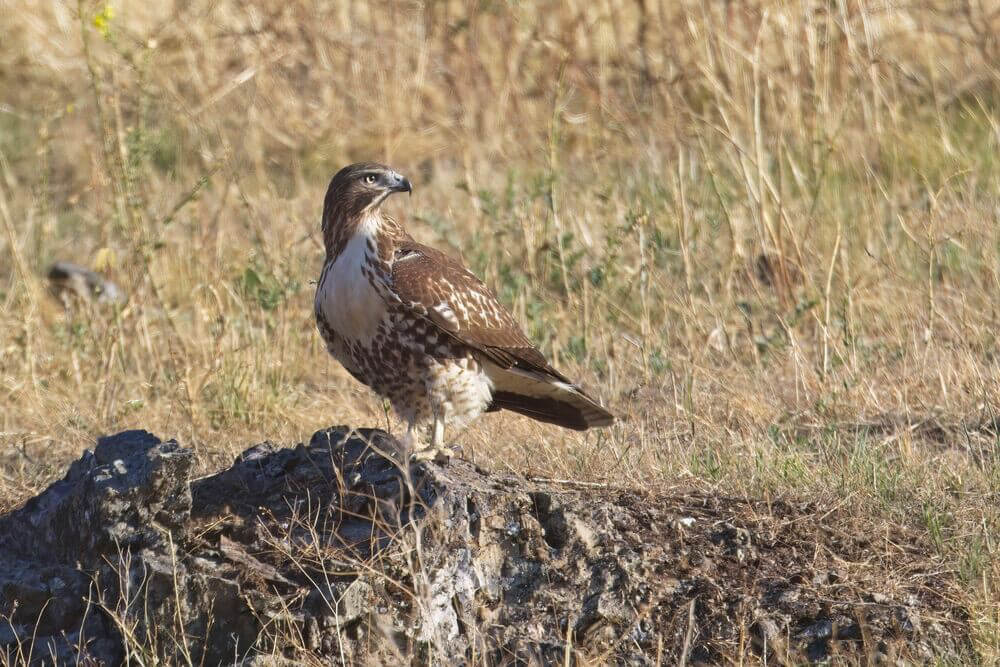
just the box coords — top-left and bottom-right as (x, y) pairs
(1, 0), (998, 658)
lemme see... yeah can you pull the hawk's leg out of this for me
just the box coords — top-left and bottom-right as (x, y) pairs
(411, 412), (452, 463)
(400, 421), (417, 453)
(431, 414), (445, 448)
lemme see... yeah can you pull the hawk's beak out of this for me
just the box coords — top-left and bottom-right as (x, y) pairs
(388, 173), (412, 194)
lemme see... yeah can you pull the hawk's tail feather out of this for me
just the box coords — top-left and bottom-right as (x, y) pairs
(490, 391), (614, 430)
(483, 363), (615, 431)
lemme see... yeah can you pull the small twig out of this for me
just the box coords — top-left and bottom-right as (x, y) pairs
(679, 598), (697, 667)
(563, 616), (573, 667)
(159, 165), (221, 227)
(526, 476), (619, 490)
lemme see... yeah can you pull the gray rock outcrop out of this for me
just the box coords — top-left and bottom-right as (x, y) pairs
(0, 427), (970, 664)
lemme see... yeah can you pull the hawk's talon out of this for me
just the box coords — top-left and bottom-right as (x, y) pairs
(411, 446), (452, 464)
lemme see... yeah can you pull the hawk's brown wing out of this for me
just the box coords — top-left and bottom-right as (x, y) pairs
(387, 240), (567, 381)
(386, 239), (615, 430)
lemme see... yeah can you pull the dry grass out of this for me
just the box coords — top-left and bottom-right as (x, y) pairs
(1, 0), (998, 661)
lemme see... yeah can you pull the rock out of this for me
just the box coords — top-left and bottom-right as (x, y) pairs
(46, 261), (126, 305)
(0, 426), (972, 665)
(0, 429), (192, 567)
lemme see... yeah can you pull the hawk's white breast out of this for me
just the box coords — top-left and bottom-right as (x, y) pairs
(316, 219), (387, 344)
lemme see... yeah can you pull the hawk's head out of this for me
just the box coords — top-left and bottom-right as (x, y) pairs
(321, 163), (412, 257)
(323, 162), (411, 223)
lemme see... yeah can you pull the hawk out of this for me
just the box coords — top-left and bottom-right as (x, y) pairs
(314, 162), (614, 459)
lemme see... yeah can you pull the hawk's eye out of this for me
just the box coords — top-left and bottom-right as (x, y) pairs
(364, 174), (378, 185)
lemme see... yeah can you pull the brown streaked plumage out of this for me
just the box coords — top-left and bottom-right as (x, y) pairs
(314, 162), (614, 458)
